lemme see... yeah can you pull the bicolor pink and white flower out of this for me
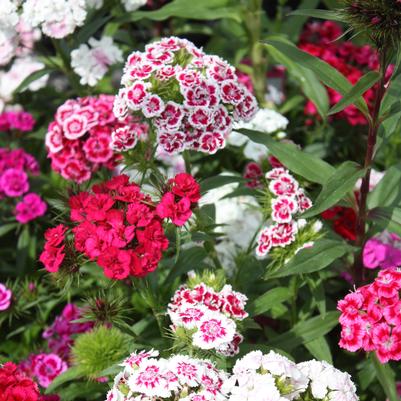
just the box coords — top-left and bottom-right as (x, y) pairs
(109, 350), (228, 401)
(114, 36), (258, 155)
(271, 196), (298, 223)
(168, 282), (247, 356)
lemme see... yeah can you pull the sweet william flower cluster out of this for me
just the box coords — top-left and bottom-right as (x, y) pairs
(40, 173), (200, 280)
(168, 282), (247, 356)
(46, 95), (148, 183)
(225, 350), (358, 401)
(113, 36), (258, 155)
(256, 167), (313, 257)
(338, 269), (401, 363)
(107, 350), (228, 401)
(0, 148), (47, 223)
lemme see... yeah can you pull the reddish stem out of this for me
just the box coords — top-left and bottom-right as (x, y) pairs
(353, 49), (389, 285)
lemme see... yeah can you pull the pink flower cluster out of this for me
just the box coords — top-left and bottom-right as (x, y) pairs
(243, 162), (263, 189)
(40, 173), (200, 280)
(0, 283), (12, 311)
(299, 21), (393, 126)
(0, 110), (35, 132)
(338, 269), (401, 363)
(363, 232), (401, 270)
(45, 95), (148, 183)
(43, 303), (93, 360)
(256, 168), (312, 257)
(168, 283), (247, 356)
(114, 36), (258, 155)
(108, 350), (228, 401)
(19, 353), (67, 389)
(0, 147), (46, 223)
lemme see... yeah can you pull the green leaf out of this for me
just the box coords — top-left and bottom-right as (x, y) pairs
(0, 223), (18, 237)
(74, 15), (111, 47)
(165, 246), (208, 283)
(265, 239), (351, 279)
(45, 367), (82, 394)
(239, 129), (335, 184)
(264, 39), (369, 116)
(369, 207), (401, 236)
(266, 43), (329, 119)
(302, 161), (365, 218)
(328, 71), (380, 116)
(120, 0), (241, 22)
(282, 0), (320, 41)
(371, 353), (399, 401)
(249, 287), (291, 315)
(287, 9), (345, 22)
(368, 164), (401, 209)
(268, 311), (339, 351)
(200, 175), (243, 193)
(14, 68), (51, 94)
(304, 336), (332, 363)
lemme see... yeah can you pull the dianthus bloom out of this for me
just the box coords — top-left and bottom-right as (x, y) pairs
(298, 359), (359, 401)
(0, 362), (40, 401)
(0, 110), (35, 132)
(363, 231), (401, 270)
(299, 21), (393, 126)
(0, 283), (12, 311)
(107, 350), (228, 401)
(45, 95), (147, 183)
(113, 36), (258, 155)
(338, 269), (401, 363)
(255, 167), (321, 260)
(40, 173), (200, 279)
(15, 193), (47, 223)
(224, 350), (308, 401)
(71, 36), (123, 86)
(19, 353), (67, 389)
(168, 282), (247, 356)
(0, 148), (45, 223)
(43, 303), (93, 359)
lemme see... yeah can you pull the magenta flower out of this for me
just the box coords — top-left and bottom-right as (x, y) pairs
(363, 232), (401, 269)
(0, 168), (29, 197)
(15, 193), (47, 224)
(0, 283), (12, 311)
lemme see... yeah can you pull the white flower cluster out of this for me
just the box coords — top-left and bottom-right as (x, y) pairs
(298, 360), (359, 401)
(71, 36), (123, 86)
(224, 351), (359, 401)
(230, 108), (288, 162)
(0, 0), (41, 66)
(167, 282), (247, 356)
(21, 0), (88, 39)
(106, 350), (228, 401)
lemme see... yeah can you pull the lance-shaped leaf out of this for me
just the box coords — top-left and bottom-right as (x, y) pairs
(264, 39), (369, 116)
(239, 129), (335, 184)
(264, 239), (352, 279)
(302, 161), (365, 218)
(328, 71), (380, 117)
(287, 9), (345, 22)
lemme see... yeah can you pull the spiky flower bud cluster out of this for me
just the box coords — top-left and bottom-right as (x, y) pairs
(341, 0), (401, 49)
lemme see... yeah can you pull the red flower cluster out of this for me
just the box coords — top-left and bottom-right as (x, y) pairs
(321, 206), (357, 241)
(299, 21), (393, 126)
(243, 162), (263, 188)
(338, 269), (401, 363)
(45, 95), (148, 183)
(40, 173), (200, 280)
(0, 362), (40, 401)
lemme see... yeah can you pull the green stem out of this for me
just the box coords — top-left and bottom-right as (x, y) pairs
(243, 0), (268, 106)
